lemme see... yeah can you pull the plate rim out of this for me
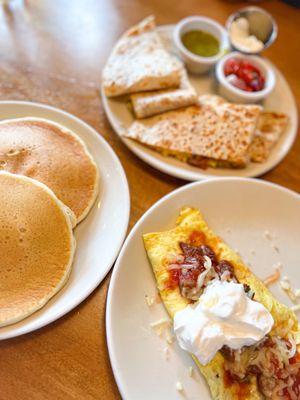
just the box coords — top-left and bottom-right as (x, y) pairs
(0, 100), (130, 339)
(101, 24), (298, 181)
(106, 176), (300, 399)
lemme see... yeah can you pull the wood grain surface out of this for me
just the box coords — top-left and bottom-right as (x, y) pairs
(0, 1), (299, 399)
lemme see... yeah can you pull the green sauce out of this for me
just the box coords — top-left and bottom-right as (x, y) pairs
(181, 30), (220, 57)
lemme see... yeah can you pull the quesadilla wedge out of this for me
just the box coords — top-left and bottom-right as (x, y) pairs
(198, 95), (289, 164)
(102, 16), (181, 97)
(125, 101), (262, 168)
(249, 112), (289, 163)
(143, 207), (300, 400)
(131, 63), (197, 118)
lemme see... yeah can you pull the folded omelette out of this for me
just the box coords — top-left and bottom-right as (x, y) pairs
(143, 207), (300, 399)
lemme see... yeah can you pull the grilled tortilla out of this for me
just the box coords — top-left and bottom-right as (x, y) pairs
(143, 207), (300, 399)
(102, 16), (181, 97)
(125, 101), (262, 168)
(249, 112), (289, 163)
(198, 95), (289, 163)
(131, 62), (197, 118)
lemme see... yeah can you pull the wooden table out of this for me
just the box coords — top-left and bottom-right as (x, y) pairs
(0, 0), (299, 398)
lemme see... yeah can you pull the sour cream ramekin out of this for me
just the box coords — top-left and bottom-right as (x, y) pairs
(173, 16), (229, 74)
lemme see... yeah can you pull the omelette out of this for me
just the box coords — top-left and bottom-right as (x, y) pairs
(143, 207), (300, 399)
(0, 172), (76, 327)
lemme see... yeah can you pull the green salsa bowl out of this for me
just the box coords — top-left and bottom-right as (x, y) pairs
(174, 16), (229, 74)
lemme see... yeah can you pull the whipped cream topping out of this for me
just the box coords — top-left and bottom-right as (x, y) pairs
(230, 17), (264, 53)
(174, 279), (274, 365)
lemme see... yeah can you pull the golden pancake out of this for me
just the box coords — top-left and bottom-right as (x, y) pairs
(0, 171), (76, 327)
(0, 117), (98, 224)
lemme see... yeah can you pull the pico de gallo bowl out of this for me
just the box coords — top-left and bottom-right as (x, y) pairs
(216, 51), (276, 103)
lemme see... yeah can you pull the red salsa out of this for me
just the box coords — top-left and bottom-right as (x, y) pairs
(224, 57), (265, 92)
(164, 231), (237, 300)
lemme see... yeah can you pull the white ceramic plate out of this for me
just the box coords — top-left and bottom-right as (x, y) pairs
(107, 178), (300, 400)
(101, 25), (298, 181)
(0, 101), (130, 340)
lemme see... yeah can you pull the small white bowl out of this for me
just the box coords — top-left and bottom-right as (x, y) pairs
(216, 51), (276, 103)
(173, 16), (229, 74)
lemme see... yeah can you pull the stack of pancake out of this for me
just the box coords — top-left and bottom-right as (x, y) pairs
(0, 118), (98, 327)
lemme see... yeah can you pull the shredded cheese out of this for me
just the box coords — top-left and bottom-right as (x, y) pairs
(150, 318), (170, 329)
(287, 290), (297, 302)
(145, 295), (155, 307)
(280, 279), (297, 302)
(290, 304), (300, 313)
(295, 289), (300, 298)
(166, 330), (175, 344)
(263, 268), (280, 287)
(188, 366), (194, 377)
(175, 381), (183, 392)
(280, 280), (290, 290)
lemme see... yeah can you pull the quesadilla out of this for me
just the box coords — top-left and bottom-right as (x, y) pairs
(131, 63), (197, 118)
(0, 172), (76, 327)
(0, 118), (98, 224)
(102, 16), (181, 97)
(198, 95), (289, 164)
(125, 100), (262, 168)
(249, 112), (289, 163)
(143, 207), (300, 399)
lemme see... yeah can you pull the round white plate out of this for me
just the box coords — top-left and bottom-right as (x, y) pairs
(0, 101), (130, 340)
(107, 178), (300, 400)
(101, 25), (298, 181)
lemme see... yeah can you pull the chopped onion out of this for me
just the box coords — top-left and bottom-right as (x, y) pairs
(287, 386), (298, 400)
(196, 257), (212, 289)
(176, 254), (184, 263)
(220, 270), (231, 281)
(166, 253), (184, 264)
(287, 335), (297, 359)
(203, 255), (212, 269)
(167, 264), (181, 270)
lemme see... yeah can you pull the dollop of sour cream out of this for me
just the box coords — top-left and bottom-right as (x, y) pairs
(174, 279), (274, 365)
(230, 17), (264, 53)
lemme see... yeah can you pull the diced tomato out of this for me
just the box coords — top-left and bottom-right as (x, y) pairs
(164, 269), (180, 289)
(189, 230), (206, 246)
(224, 57), (265, 92)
